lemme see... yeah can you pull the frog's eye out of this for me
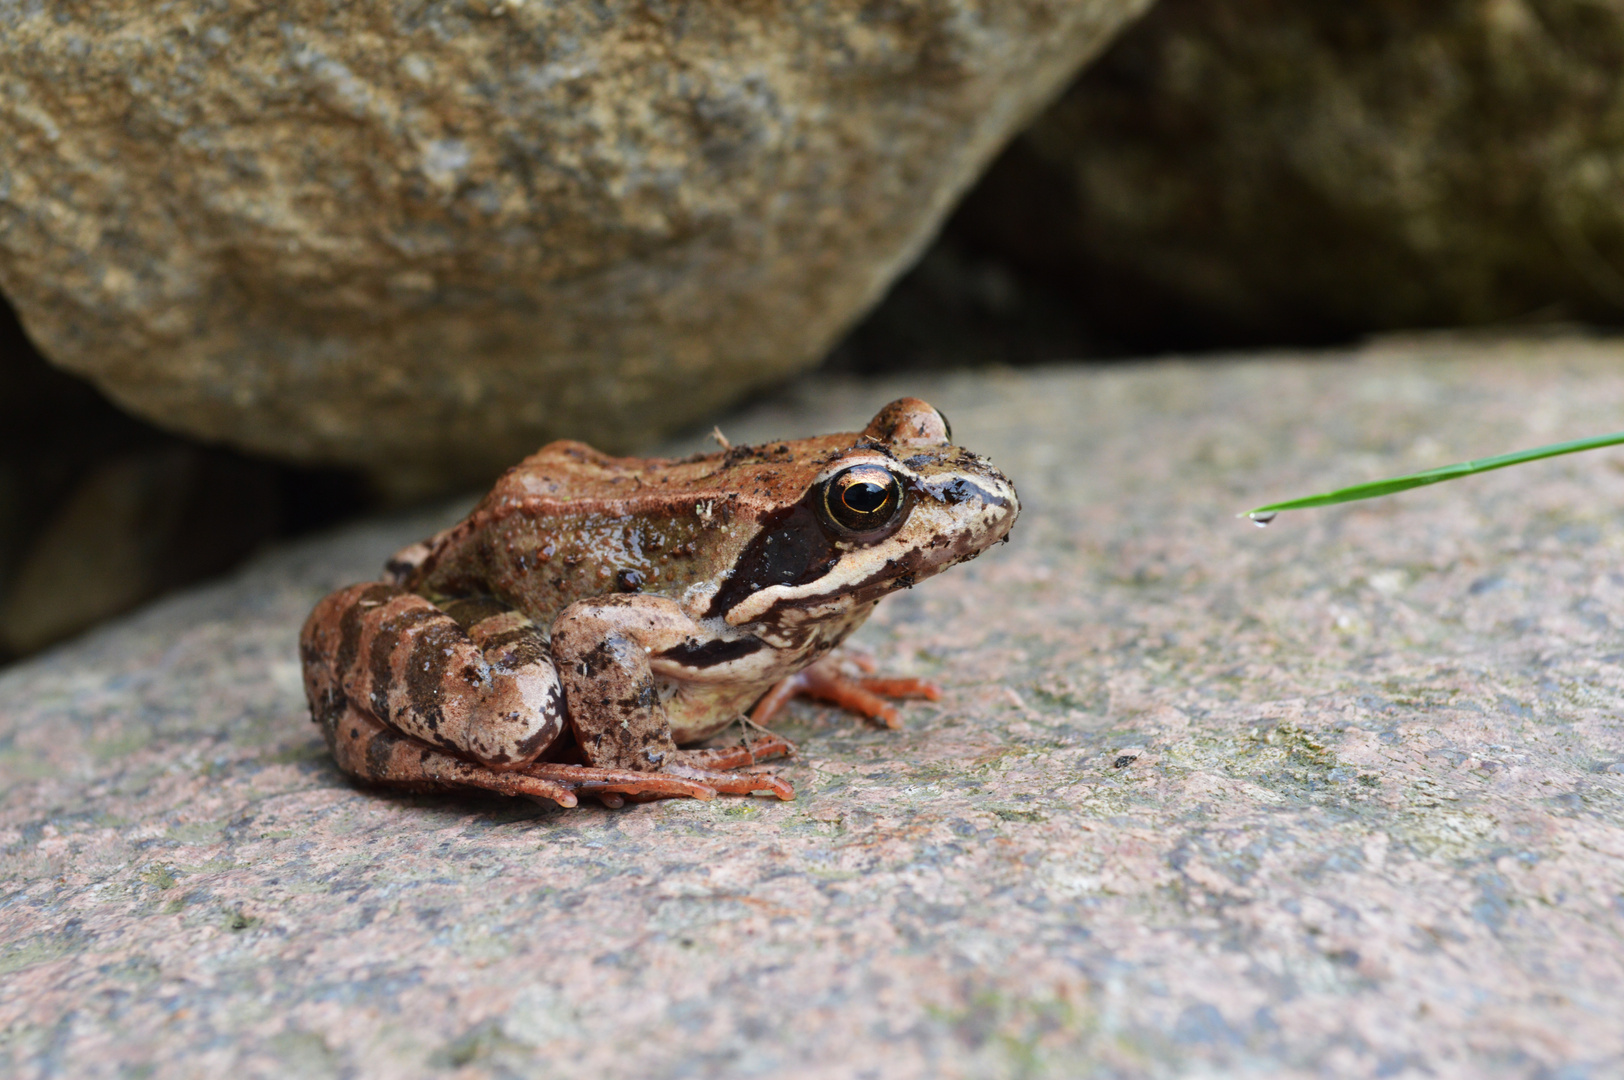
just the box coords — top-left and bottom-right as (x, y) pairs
(821, 465), (906, 536)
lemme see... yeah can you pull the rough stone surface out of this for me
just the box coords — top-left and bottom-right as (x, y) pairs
(955, 0), (1624, 347)
(0, 0), (1147, 492)
(4, 342), (1624, 1077)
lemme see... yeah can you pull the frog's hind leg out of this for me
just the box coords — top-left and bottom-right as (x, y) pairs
(519, 759), (792, 802)
(301, 583), (568, 771)
(534, 733), (799, 806)
(302, 585), (794, 806)
(322, 697), (583, 807)
(659, 729), (797, 799)
(520, 729), (796, 802)
(506, 732), (796, 806)
(315, 675), (745, 807)
(750, 655), (941, 730)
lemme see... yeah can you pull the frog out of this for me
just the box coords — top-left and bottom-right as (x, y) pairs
(298, 398), (1019, 808)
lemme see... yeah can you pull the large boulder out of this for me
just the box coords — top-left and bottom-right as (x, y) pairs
(0, 0), (1150, 494)
(953, 0), (1624, 347)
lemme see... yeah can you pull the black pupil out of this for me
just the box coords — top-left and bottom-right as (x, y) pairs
(843, 481), (890, 515)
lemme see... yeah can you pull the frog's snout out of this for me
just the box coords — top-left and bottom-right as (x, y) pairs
(974, 470), (1020, 548)
(994, 477), (1021, 540)
(917, 463), (1020, 555)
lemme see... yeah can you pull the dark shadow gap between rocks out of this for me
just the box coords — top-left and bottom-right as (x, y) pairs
(0, 295), (372, 664)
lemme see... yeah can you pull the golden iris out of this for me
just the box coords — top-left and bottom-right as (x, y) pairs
(822, 465), (904, 534)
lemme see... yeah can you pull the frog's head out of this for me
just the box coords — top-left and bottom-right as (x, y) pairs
(713, 398), (1020, 629)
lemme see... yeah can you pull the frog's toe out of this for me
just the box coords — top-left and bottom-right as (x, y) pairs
(854, 676), (941, 705)
(674, 732), (797, 770)
(521, 762), (719, 802)
(662, 734), (796, 800)
(666, 763), (795, 801)
(751, 657), (940, 731)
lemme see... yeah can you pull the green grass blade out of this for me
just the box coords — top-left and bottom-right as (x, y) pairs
(1247, 430), (1624, 516)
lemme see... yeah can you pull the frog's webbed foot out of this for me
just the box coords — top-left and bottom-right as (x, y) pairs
(514, 733), (796, 806)
(522, 740), (795, 807)
(559, 733), (799, 806)
(653, 731), (797, 803)
(750, 655), (940, 730)
(674, 729), (797, 770)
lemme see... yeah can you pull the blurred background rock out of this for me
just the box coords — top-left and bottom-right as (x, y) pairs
(941, 0), (1624, 352)
(4, 0), (1623, 660)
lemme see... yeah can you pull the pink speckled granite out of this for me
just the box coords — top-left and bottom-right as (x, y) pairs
(2, 338), (1623, 1078)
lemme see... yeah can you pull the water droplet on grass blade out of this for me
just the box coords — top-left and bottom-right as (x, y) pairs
(1249, 511), (1278, 528)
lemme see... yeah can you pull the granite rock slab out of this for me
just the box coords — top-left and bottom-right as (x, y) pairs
(3, 338), (1623, 1078)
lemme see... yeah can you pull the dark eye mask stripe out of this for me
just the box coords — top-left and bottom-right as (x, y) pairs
(707, 465), (917, 620)
(706, 497), (837, 617)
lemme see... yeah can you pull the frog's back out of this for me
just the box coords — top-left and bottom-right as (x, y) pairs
(400, 435), (853, 627)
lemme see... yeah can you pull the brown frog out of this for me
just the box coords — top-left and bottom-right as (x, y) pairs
(299, 398), (1018, 807)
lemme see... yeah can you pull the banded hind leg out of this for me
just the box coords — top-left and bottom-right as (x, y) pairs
(301, 584), (567, 763)
(317, 698), (745, 808)
(299, 584), (791, 805)
(299, 583), (574, 794)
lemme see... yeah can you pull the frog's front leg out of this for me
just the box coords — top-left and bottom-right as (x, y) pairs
(549, 595), (795, 794)
(549, 595), (684, 771)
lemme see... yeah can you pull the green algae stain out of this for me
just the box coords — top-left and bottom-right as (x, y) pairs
(222, 907), (262, 932)
(266, 739), (329, 767)
(992, 808), (1047, 824)
(926, 987), (1106, 1080)
(140, 864), (177, 890)
(1248, 722), (1338, 776)
(429, 1020), (534, 1071)
(267, 1029), (341, 1078)
(0, 936), (75, 976)
(164, 821), (226, 845)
